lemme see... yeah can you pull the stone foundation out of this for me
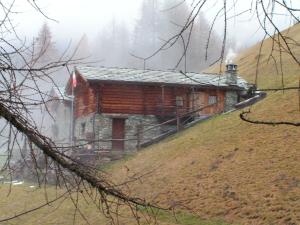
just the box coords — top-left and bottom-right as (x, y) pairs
(123, 114), (161, 151)
(74, 113), (164, 152)
(225, 91), (238, 111)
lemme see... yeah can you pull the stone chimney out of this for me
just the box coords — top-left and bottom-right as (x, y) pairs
(225, 63), (238, 85)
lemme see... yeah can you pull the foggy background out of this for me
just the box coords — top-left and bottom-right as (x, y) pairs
(9, 0), (299, 85)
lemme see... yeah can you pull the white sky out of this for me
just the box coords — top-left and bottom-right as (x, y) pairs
(8, 0), (300, 49)
(14, 0), (142, 41)
(201, 0), (300, 49)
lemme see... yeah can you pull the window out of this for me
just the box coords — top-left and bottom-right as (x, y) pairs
(176, 96), (184, 107)
(208, 96), (217, 105)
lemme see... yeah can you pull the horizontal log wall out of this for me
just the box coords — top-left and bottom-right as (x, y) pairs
(73, 80), (226, 118)
(101, 84), (144, 114)
(100, 84), (191, 116)
(74, 77), (96, 118)
(195, 88), (225, 115)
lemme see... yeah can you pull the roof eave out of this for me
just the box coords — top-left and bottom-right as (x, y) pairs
(86, 79), (246, 91)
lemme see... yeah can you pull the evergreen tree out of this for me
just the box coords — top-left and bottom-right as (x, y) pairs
(158, 0), (191, 70)
(35, 22), (58, 63)
(92, 26), (110, 66)
(34, 23), (69, 85)
(113, 21), (131, 67)
(159, 3), (222, 72)
(92, 20), (131, 68)
(132, 0), (222, 72)
(131, 0), (163, 69)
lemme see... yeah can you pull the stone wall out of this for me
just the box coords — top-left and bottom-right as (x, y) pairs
(123, 114), (162, 151)
(224, 91), (238, 111)
(225, 71), (237, 85)
(74, 114), (95, 145)
(74, 113), (163, 152)
(95, 114), (112, 150)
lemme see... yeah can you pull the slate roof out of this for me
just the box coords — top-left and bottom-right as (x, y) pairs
(75, 66), (249, 90)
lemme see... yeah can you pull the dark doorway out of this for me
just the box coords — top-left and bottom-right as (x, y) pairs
(112, 118), (125, 150)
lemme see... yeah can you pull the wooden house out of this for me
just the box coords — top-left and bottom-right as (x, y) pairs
(65, 64), (249, 152)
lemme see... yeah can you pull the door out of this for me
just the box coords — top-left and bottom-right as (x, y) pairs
(112, 118), (125, 150)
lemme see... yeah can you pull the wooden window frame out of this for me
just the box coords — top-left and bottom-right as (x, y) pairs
(176, 96), (184, 107)
(208, 95), (217, 105)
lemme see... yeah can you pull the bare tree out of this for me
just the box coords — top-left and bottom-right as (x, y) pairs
(0, 0), (300, 225)
(141, 0), (299, 68)
(0, 1), (164, 224)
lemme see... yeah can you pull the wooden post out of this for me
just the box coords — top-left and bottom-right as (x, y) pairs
(137, 125), (140, 150)
(161, 85), (165, 116)
(136, 123), (143, 150)
(192, 87), (195, 112)
(142, 87), (146, 114)
(298, 78), (300, 112)
(71, 80), (76, 150)
(137, 130), (140, 150)
(96, 87), (100, 114)
(176, 107), (180, 131)
(93, 86), (101, 150)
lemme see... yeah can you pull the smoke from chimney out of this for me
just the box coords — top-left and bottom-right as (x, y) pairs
(225, 48), (237, 64)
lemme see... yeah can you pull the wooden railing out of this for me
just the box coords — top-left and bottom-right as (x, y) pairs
(135, 103), (217, 149)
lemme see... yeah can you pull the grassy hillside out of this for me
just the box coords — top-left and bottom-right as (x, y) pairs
(108, 23), (300, 225)
(0, 183), (230, 225)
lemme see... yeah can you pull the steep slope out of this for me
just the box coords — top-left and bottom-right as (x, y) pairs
(109, 23), (300, 225)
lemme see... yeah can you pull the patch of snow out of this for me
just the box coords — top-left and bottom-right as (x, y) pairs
(12, 181), (24, 186)
(4, 180), (17, 184)
(3, 180), (24, 185)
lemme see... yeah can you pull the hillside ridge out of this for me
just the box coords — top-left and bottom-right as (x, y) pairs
(109, 23), (300, 225)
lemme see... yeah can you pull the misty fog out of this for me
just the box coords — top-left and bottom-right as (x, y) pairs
(0, 0), (298, 159)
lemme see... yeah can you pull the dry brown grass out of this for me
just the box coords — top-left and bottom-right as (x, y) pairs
(0, 184), (182, 225)
(207, 23), (300, 90)
(0, 183), (225, 225)
(108, 23), (300, 225)
(0, 184), (108, 225)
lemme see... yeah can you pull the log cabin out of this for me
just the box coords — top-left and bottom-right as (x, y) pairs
(63, 64), (250, 152)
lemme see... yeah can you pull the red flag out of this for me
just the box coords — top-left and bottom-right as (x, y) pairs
(72, 72), (77, 88)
